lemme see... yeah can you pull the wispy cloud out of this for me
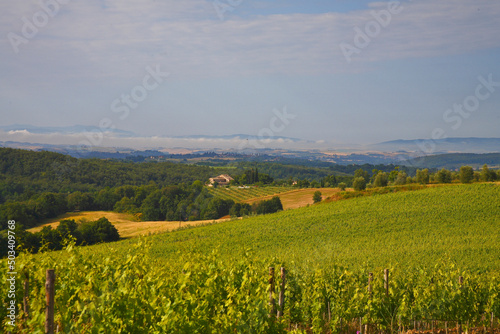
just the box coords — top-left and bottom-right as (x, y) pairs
(2, 0), (499, 83)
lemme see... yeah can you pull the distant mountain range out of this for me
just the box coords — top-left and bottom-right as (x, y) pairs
(372, 137), (500, 154)
(1, 124), (500, 168)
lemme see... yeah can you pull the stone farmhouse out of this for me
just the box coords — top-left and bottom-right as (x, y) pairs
(208, 174), (234, 186)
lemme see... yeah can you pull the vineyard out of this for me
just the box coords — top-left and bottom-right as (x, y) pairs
(1, 183), (500, 333)
(207, 185), (294, 202)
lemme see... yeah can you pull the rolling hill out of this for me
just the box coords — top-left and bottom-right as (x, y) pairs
(3, 183), (499, 333)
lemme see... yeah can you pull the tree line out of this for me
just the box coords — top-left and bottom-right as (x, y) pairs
(0, 217), (120, 256)
(350, 164), (499, 191)
(0, 180), (286, 231)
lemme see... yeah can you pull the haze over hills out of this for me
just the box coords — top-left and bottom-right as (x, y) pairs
(1, 124), (500, 168)
(372, 137), (500, 154)
(1, 124), (499, 153)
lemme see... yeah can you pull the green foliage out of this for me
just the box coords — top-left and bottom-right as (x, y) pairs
(460, 166), (474, 184)
(1, 184), (499, 332)
(394, 171), (407, 185)
(229, 203), (252, 217)
(481, 164), (498, 182)
(10, 218), (120, 255)
(338, 182), (347, 191)
(313, 191), (322, 203)
(354, 169), (370, 182)
(436, 168), (452, 183)
(353, 177), (367, 191)
(202, 198), (235, 220)
(373, 172), (388, 188)
(416, 169), (430, 185)
(79, 217), (120, 245)
(255, 196), (283, 215)
(0, 147), (216, 204)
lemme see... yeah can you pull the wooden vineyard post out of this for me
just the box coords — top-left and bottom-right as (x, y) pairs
(458, 276), (463, 334)
(491, 312), (494, 334)
(368, 272), (373, 297)
(269, 267), (276, 317)
(23, 270), (29, 319)
(384, 269), (389, 297)
(366, 272), (373, 334)
(45, 269), (55, 334)
(277, 267), (286, 318)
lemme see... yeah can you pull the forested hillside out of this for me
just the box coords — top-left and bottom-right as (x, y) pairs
(0, 148), (217, 203)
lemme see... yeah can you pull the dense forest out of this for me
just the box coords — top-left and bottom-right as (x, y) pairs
(0, 148), (217, 203)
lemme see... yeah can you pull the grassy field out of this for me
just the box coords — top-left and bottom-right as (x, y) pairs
(28, 211), (231, 238)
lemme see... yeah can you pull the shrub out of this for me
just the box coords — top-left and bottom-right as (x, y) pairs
(313, 191), (322, 203)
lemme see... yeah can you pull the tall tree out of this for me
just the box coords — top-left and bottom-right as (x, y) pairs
(459, 166), (474, 184)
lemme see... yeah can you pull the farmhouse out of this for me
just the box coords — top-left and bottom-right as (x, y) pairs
(209, 174), (234, 186)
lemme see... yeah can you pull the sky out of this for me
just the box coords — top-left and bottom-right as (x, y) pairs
(1, 0), (500, 150)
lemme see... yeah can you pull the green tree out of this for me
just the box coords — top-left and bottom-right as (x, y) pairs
(373, 172), (388, 187)
(416, 169), (430, 184)
(354, 169), (370, 182)
(480, 164), (497, 182)
(229, 203), (251, 217)
(255, 196), (283, 215)
(34, 192), (67, 219)
(114, 197), (138, 214)
(388, 167), (400, 182)
(78, 217), (120, 245)
(313, 191), (322, 203)
(67, 191), (94, 211)
(459, 166), (474, 184)
(95, 188), (121, 211)
(394, 171), (407, 185)
(353, 177), (366, 191)
(436, 169), (452, 184)
(338, 182), (347, 191)
(140, 190), (163, 221)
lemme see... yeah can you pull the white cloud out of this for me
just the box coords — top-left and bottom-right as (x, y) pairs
(1, 0), (499, 84)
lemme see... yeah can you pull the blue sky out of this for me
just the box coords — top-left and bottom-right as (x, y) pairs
(1, 0), (500, 150)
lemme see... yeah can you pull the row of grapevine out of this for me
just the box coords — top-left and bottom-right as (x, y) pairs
(1, 240), (499, 333)
(208, 186), (293, 202)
